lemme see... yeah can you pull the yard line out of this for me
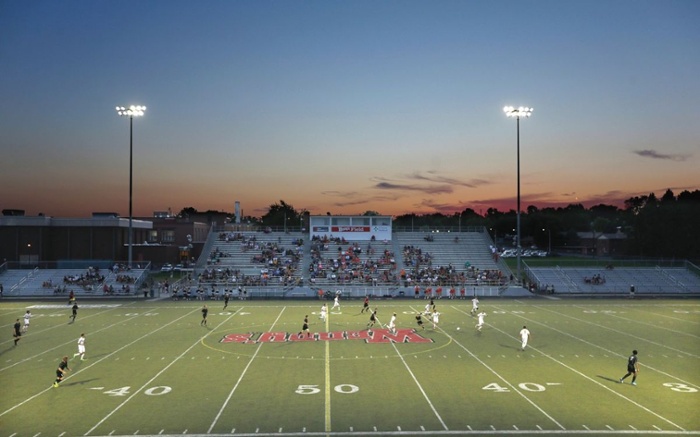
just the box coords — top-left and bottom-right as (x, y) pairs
(84, 307), (242, 436)
(207, 307), (286, 434)
(325, 306), (332, 433)
(382, 311), (449, 431)
(487, 305), (686, 432)
(572, 304), (700, 341)
(0, 306), (201, 419)
(435, 306), (567, 430)
(0, 313), (143, 372)
(523, 304), (700, 388)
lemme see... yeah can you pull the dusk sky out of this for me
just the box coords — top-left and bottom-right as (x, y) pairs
(1, 0), (698, 219)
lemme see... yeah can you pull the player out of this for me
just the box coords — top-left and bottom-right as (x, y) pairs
(471, 297), (480, 315)
(53, 356), (70, 387)
(73, 333), (86, 360)
(23, 310), (31, 332)
(432, 309), (440, 329)
(223, 291), (230, 310)
(423, 302), (432, 316)
(320, 303), (328, 322)
(415, 312), (424, 330)
(13, 318), (21, 345)
(69, 301), (79, 323)
(620, 350), (640, 385)
(367, 309), (378, 329)
(361, 296), (370, 313)
(519, 325), (531, 351)
(201, 305), (208, 326)
(332, 293), (341, 311)
(475, 311), (487, 331)
(388, 313), (397, 334)
(298, 315), (311, 338)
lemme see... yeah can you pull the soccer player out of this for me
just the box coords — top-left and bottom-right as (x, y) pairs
(475, 311), (487, 331)
(23, 310), (31, 333)
(471, 297), (480, 315)
(431, 309), (440, 329)
(620, 350), (640, 385)
(367, 309), (378, 329)
(388, 313), (397, 334)
(519, 325), (531, 351)
(298, 315), (311, 338)
(73, 333), (86, 360)
(332, 294), (341, 311)
(53, 356), (70, 388)
(361, 296), (370, 313)
(223, 291), (230, 310)
(201, 305), (208, 326)
(69, 302), (78, 323)
(320, 303), (327, 322)
(13, 319), (21, 345)
(415, 312), (424, 330)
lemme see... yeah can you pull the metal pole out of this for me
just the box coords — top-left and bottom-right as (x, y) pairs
(516, 116), (521, 285)
(128, 115), (133, 269)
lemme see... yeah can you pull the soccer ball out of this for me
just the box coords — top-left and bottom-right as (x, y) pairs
(456, 327), (460, 330)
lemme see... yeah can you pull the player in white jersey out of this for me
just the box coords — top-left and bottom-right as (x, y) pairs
(432, 310), (440, 329)
(320, 304), (327, 322)
(475, 311), (487, 331)
(387, 313), (397, 334)
(471, 297), (479, 315)
(519, 326), (531, 351)
(332, 294), (341, 311)
(73, 333), (86, 360)
(23, 310), (32, 332)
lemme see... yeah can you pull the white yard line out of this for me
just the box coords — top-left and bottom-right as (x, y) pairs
(85, 307), (242, 436)
(489, 304), (686, 432)
(1, 305), (199, 419)
(207, 307), (286, 434)
(526, 303), (700, 388)
(384, 310), (450, 431)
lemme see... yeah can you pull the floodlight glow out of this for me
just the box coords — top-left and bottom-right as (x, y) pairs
(504, 106), (533, 118)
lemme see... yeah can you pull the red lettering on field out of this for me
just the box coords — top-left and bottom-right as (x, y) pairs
(220, 333), (256, 344)
(345, 330), (372, 340)
(288, 333), (316, 342)
(316, 331), (346, 341)
(258, 332), (289, 343)
(366, 329), (433, 344)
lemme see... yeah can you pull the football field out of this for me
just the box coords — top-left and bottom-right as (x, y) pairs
(1, 297), (699, 436)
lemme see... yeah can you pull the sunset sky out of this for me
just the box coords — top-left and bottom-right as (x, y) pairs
(1, 0), (698, 219)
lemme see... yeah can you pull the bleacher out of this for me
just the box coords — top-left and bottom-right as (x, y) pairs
(528, 266), (700, 294)
(0, 266), (148, 297)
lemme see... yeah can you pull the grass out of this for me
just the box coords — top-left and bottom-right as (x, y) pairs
(1, 296), (699, 436)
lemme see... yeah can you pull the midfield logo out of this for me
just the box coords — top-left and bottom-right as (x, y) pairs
(221, 328), (433, 344)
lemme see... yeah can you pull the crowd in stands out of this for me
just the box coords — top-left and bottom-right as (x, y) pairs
(584, 273), (606, 284)
(401, 246), (506, 287)
(308, 238), (397, 285)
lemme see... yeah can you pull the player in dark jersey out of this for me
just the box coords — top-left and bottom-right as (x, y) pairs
(201, 305), (208, 326)
(53, 356), (70, 387)
(361, 296), (370, 313)
(13, 319), (21, 345)
(69, 302), (78, 323)
(367, 309), (378, 329)
(298, 315), (310, 337)
(415, 312), (424, 330)
(620, 350), (640, 385)
(223, 292), (230, 310)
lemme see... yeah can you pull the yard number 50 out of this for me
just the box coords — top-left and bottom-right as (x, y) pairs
(296, 384), (359, 394)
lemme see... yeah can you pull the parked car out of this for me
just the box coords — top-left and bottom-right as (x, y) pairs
(161, 263), (173, 272)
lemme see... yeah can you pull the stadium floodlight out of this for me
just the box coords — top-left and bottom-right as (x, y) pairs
(116, 105), (147, 269)
(503, 105), (533, 286)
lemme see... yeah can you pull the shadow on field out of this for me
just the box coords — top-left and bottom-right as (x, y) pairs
(597, 375), (621, 384)
(64, 377), (100, 387)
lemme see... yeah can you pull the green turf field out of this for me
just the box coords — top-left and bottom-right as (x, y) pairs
(1, 297), (698, 436)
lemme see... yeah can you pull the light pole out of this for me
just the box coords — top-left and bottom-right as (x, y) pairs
(542, 228), (551, 254)
(504, 105), (532, 285)
(116, 105), (147, 269)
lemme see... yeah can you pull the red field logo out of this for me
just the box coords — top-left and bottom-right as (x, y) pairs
(221, 328), (433, 344)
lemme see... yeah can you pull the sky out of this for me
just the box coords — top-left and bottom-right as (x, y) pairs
(1, 0), (698, 219)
